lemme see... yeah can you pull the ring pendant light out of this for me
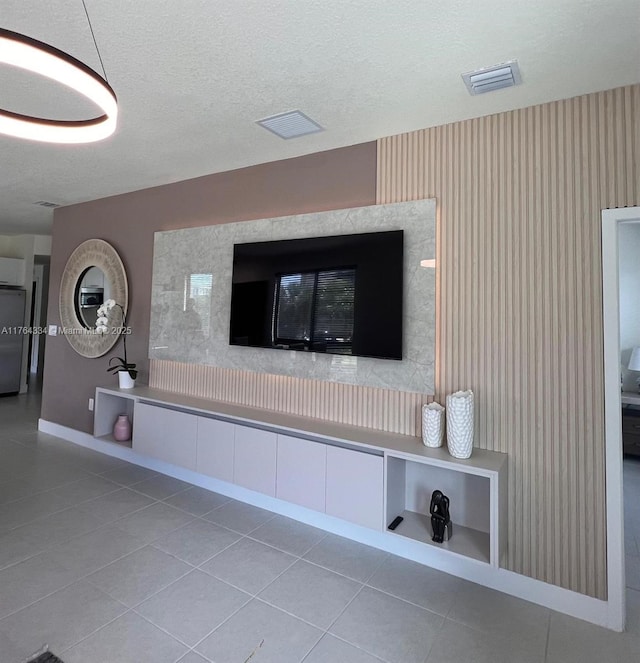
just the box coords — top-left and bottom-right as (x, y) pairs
(0, 11), (117, 144)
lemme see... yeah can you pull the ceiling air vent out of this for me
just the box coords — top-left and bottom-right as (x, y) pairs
(33, 201), (60, 208)
(462, 60), (522, 95)
(257, 110), (324, 139)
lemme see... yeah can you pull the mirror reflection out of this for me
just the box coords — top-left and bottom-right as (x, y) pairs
(74, 266), (111, 329)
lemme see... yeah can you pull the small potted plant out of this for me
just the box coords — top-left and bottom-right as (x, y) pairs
(96, 299), (137, 389)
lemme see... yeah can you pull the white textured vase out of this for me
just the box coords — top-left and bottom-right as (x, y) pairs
(118, 371), (135, 389)
(421, 402), (445, 448)
(446, 390), (474, 459)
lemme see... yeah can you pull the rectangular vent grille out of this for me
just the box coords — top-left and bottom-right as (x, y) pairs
(462, 61), (521, 95)
(33, 201), (60, 208)
(257, 110), (324, 139)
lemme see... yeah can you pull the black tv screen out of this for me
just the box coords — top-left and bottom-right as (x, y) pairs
(229, 230), (403, 360)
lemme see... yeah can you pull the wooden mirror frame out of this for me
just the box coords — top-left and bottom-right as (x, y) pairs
(59, 239), (128, 358)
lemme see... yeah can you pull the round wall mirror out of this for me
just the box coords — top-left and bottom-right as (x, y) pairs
(59, 239), (128, 358)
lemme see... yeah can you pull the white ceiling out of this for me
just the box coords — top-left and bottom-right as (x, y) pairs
(1, 0), (638, 235)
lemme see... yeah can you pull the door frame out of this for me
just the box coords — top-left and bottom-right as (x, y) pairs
(602, 206), (640, 631)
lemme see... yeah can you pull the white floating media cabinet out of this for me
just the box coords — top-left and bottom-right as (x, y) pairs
(94, 386), (507, 570)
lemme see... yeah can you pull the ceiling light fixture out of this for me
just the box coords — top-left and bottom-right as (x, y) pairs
(0, 4), (117, 144)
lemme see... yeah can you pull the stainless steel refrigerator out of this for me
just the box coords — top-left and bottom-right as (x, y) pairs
(0, 288), (25, 394)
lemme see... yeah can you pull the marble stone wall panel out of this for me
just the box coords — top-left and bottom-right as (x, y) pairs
(149, 199), (436, 394)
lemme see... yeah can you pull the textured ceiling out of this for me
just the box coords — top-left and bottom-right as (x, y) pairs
(1, 0), (638, 235)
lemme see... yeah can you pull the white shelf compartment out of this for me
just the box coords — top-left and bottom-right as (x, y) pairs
(385, 448), (507, 567)
(390, 510), (490, 563)
(93, 388), (137, 448)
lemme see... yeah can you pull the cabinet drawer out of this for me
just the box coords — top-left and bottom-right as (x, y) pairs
(133, 402), (198, 470)
(234, 426), (277, 496)
(197, 418), (235, 483)
(276, 434), (326, 512)
(325, 446), (383, 530)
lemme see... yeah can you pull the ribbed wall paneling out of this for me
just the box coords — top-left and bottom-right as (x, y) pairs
(377, 85), (640, 599)
(149, 359), (430, 436)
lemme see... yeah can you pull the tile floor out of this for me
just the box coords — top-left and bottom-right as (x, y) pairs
(1, 388), (640, 662)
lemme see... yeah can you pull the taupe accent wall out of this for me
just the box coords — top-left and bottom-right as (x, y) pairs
(41, 143), (377, 433)
(377, 84), (640, 599)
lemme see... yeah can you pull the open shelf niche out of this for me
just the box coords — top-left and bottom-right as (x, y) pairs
(93, 388), (136, 447)
(385, 449), (507, 567)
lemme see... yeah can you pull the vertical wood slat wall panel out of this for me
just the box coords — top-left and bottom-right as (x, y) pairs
(376, 85), (640, 599)
(149, 359), (430, 436)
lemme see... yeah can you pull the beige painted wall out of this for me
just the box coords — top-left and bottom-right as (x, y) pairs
(377, 84), (640, 599)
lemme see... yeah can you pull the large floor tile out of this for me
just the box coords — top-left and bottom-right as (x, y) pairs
(99, 464), (159, 486)
(367, 555), (462, 616)
(303, 634), (385, 663)
(329, 586), (443, 663)
(447, 582), (549, 657)
(136, 569), (250, 646)
(547, 612), (640, 663)
(12, 506), (107, 550)
(196, 599), (322, 663)
(0, 530), (38, 570)
(0, 477), (41, 505)
(200, 536), (296, 594)
(67, 453), (129, 476)
(0, 491), (75, 533)
(249, 515), (327, 556)
(47, 525), (147, 576)
(17, 461), (93, 490)
(426, 618), (543, 663)
(153, 519), (241, 566)
(202, 499), (275, 534)
(113, 502), (194, 543)
(130, 474), (193, 500)
(0, 580), (126, 660)
(48, 475), (120, 504)
(303, 533), (387, 583)
(177, 653), (210, 663)
(163, 486), (230, 516)
(87, 546), (192, 607)
(259, 559), (361, 629)
(0, 553), (80, 619)
(77, 487), (156, 523)
(62, 611), (188, 663)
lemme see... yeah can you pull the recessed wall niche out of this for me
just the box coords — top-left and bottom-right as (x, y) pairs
(149, 199), (436, 394)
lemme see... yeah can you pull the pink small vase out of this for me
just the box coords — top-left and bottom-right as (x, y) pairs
(113, 414), (131, 442)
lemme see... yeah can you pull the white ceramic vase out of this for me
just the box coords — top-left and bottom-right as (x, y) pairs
(118, 371), (135, 389)
(446, 390), (474, 459)
(421, 402), (445, 447)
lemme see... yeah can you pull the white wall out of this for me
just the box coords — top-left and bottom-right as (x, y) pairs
(619, 222), (640, 391)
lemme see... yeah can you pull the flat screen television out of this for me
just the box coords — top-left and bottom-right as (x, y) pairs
(229, 229), (403, 360)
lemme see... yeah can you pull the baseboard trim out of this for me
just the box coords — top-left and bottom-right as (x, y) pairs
(38, 418), (619, 630)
